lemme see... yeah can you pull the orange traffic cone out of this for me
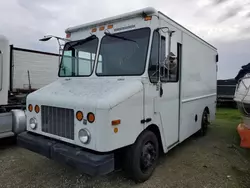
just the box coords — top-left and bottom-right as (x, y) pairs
(237, 123), (250, 148)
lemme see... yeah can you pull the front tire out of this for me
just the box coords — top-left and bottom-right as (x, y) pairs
(124, 130), (159, 182)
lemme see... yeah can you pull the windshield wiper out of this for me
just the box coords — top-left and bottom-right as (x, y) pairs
(104, 32), (139, 48)
(65, 35), (97, 50)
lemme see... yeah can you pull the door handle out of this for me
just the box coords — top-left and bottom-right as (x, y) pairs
(141, 118), (152, 124)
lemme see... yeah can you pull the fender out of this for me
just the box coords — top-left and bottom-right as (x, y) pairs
(145, 112), (168, 153)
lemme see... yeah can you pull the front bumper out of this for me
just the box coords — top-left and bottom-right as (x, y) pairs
(17, 132), (114, 176)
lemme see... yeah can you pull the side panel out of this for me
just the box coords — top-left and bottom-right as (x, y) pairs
(0, 38), (9, 105)
(0, 112), (12, 133)
(180, 96), (216, 142)
(12, 49), (59, 91)
(96, 91), (144, 152)
(179, 33), (217, 142)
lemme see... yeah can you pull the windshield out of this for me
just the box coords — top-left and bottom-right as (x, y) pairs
(59, 36), (98, 77)
(96, 28), (150, 76)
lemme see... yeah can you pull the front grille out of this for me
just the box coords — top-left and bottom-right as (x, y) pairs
(41, 105), (74, 140)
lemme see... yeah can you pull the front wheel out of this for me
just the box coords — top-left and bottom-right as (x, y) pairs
(124, 130), (159, 182)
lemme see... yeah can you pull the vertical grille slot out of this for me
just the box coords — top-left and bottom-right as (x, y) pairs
(41, 106), (74, 140)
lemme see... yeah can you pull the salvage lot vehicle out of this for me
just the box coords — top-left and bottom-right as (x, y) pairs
(0, 35), (27, 139)
(217, 79), (237, 107)
(17, 7), (218, 182)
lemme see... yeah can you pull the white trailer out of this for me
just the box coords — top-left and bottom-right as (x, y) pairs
(0, 36), (59, 139)
(10, 46), (59, 92)
(18, 7), (218, 182)
(0, 36), (26, 138)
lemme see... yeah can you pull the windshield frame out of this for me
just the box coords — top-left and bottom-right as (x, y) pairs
(58, 35), (99, 78)
(95, 27), (151, 77)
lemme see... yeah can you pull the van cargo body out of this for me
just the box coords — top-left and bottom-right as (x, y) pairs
(18, 7), (218, 182)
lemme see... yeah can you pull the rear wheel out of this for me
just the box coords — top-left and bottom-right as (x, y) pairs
(124, 130), (159, 182)
(199, 109), (210, 136)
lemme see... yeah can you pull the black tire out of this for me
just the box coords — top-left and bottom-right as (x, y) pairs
(0, 107), (6, 113)
(199, 109), (210, 136)
(123, 130), (159, 183)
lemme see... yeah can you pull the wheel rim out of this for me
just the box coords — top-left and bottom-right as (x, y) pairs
(140, 141), (157, 173)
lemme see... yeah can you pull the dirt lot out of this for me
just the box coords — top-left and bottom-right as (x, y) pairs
(0, 108), (250, 188)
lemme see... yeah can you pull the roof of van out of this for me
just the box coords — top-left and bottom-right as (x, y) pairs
(65, 7), (157, 33)
(65, 7), (216, 50)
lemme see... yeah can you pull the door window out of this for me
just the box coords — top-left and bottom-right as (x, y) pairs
(148, 31), (165, 83)
(161, 43), (181, 83)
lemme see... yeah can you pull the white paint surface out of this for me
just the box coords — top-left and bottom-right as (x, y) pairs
(27, 78), (143, 151)
(12, 50), (59, 91)
(26, 7), (217, 153)
(0, 35), (9, 105)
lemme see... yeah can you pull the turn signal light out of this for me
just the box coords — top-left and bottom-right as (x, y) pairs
(35, 105), (40, 113)
(114, 127), (118, 133)
(87, 112), (95, 123)
(92, 28), (97, 32)
(99, 26), (105, 31)
(107, 25), (113, 29)
(112, 119), (121, 126)
(76, 111), (84, 121)
(28, 104), (33, 112)
(144, 16), (152, 21)
(66, 33), (71, 38)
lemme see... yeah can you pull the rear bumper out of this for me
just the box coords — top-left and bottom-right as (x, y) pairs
(217, 96), (235, 102)
(17, 132), (115, 176)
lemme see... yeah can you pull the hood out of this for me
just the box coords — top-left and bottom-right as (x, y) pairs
(27, 78), (143, 109)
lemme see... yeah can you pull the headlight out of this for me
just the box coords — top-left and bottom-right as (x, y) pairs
(29, 118), (37, 129)
(78, 129), (91, 144)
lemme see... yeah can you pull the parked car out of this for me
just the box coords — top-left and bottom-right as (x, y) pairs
(217, 79), (237, 107)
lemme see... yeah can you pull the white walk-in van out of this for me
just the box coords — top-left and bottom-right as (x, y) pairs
(18, 7), (218, 182)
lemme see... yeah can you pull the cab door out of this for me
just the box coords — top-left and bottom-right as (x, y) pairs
(156, 27), (182, 148)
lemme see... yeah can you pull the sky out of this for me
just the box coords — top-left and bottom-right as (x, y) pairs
(0, 0), (250, 79)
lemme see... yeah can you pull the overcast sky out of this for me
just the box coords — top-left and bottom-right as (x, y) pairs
(0, 0), (250, 79)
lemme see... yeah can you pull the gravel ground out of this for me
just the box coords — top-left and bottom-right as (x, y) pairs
(0, 125), (250, 188)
